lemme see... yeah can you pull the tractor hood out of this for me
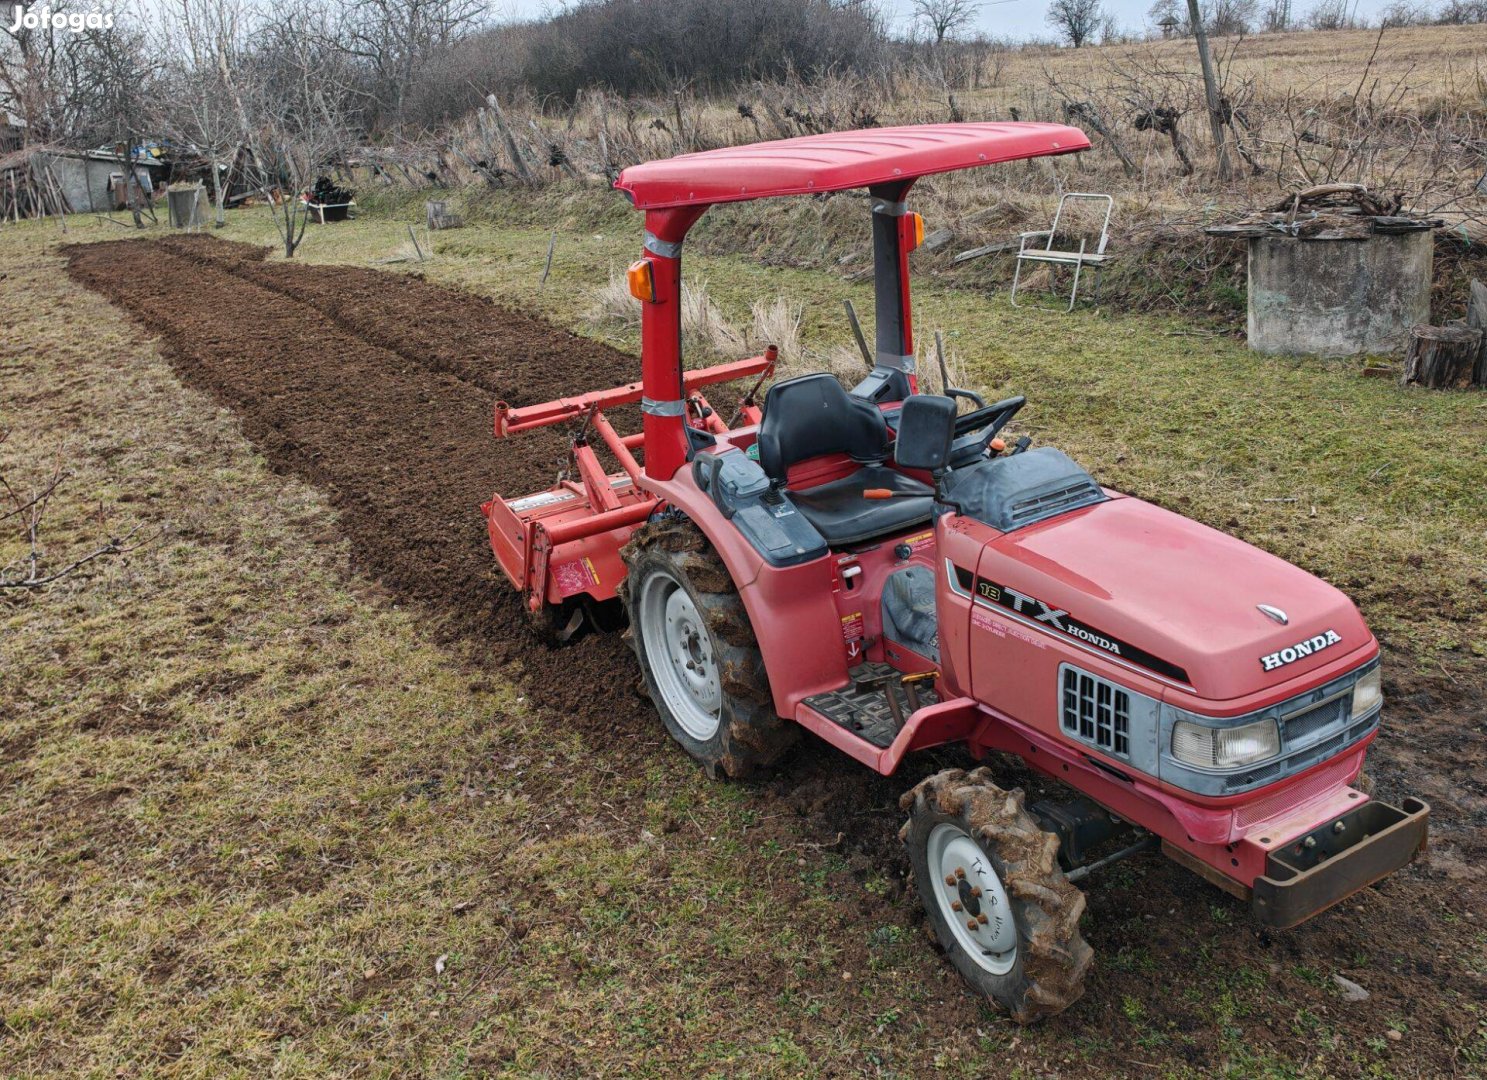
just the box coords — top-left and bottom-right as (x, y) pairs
(978, 494), (1374, 702)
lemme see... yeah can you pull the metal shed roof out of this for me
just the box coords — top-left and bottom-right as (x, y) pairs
(614, 122), (1090, 210)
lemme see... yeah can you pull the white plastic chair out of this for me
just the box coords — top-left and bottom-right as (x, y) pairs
(1011, 193), (1114, 312)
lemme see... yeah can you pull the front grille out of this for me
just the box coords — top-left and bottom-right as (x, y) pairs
(1282, 695), (1349, 746)
(1225, 761), (1283, 791)
(1234, 752), (1359, 828)
(1008, 480), (1104, 528)
(1062, 668), (1130, 757)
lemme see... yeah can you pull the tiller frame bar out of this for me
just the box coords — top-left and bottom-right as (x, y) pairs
(484, 353), (774, 610)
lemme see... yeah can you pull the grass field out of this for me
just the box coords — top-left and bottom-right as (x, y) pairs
(996, 24), (1487, 112)
(2, 198), (1485, 1079)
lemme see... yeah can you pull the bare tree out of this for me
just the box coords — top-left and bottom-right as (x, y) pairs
(1259, 0), (1293, 30)
(1306, 0), (1355, 28)
(1046, 0), (1106, 47)
(155, 0), (253, 227)
(1434, 0), (1487, 21)
(327, 0), (486, 130)
(241, 1), (356, 257)
(1206, 0), (1258, 33)
(1379, 0), (1431, 24)
(1, 0), (161, 145)
(912, 0), (981, 44)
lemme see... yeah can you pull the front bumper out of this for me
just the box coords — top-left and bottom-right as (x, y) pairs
(1251, 796), (1429, 928)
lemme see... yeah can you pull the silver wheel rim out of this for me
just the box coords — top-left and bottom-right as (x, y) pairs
(927, 823), (1018, 976)
(639, 570), (722, 742)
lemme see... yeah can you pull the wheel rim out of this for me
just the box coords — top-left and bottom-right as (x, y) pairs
(638, 570), (722, 742)
(926, 823), (1018, 976)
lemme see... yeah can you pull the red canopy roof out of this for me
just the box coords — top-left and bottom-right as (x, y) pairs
(614, 122), (1090, 210)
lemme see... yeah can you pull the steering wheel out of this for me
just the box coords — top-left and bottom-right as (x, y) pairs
(948, 395), (1025, 467)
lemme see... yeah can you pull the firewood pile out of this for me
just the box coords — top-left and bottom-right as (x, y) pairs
(1204, 183), (1441, 241)
(0, 146), (73, 222)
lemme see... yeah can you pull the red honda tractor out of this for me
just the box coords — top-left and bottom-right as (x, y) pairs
(483, 123), (1428, 1021)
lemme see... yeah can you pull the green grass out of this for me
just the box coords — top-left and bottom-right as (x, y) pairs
(1, 195), (1481, 1077)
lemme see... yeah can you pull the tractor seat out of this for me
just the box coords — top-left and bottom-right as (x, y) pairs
(757, 374), (935, 547)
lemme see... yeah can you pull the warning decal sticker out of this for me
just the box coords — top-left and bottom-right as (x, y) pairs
(553, 557), (600, 597)
(841, 611), (865, 661)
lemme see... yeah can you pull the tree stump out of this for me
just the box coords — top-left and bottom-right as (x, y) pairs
(425, 200), (463, 231)
(1467, 278), (1487, 386)
(1401, 323), (1484, 389)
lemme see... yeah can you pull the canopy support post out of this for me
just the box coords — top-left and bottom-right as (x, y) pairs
(859, 180), (917, 402)
(640, 204), (708, 482)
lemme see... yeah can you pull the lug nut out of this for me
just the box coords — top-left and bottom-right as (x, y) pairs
(950, 901), (962, 912)
(944, 875), (956, 887)
(977, 913), (989, 925)
(966, 919), (978, 932)
(970, 887), (982, 898)
(955, 867), (966, 880)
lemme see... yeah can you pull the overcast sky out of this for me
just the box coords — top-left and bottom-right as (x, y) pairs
(492, 0), (1398, 42)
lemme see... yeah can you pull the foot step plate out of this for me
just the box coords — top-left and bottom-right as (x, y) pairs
(804, 663), (938, 750)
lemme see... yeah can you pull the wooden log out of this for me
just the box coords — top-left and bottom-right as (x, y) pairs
(485, 94), (534, 186)
(921, 227), (955, 253)
(952, 240), (1017, 263)
(1264, 183), (1365, 213)
(1401, 323), (1484, 389)
(1467, 279), (1487, 387)
(1062, 101), (1136, 177)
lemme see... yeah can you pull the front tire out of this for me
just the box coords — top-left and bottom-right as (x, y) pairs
(901, 767), (1093, 1023)
(620, 518), (796, 778)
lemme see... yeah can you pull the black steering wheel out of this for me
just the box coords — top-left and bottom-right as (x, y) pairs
(948, 395), (1025, 466)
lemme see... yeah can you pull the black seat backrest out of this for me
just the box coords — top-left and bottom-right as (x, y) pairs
(757, 373), (889, 482)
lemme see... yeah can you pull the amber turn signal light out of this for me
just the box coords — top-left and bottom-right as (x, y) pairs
(901, 212), (925, 252)
(627, 259), (655, 302)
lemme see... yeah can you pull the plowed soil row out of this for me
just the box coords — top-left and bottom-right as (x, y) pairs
(65, 236), (1484, 1076)
(67, 235), (641, 736)
(147, 234), (624, 404)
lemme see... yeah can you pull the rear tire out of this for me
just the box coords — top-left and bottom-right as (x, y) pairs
(620, 517), (796, 779)
(901, 766), (1093, 1023)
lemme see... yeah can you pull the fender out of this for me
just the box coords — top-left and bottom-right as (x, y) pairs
(640, 458), (848, 719)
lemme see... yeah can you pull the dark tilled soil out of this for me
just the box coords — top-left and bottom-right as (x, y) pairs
(67, 236), (1486, 1076)
(68, 235), (633, 731)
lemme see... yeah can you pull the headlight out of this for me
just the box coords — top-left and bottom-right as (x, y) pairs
(1351, 666), (1383, 719)
(1171, 716), (1281, 769)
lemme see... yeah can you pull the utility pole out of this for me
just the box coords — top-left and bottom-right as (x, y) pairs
(1185, 0), (1234, 182)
